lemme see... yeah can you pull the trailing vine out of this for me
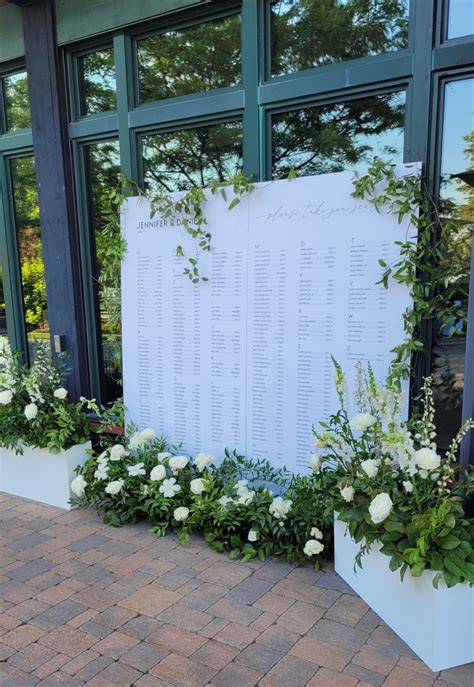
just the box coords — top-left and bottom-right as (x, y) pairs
(352, 158), (470, 387)
(98, 173), (256, 374)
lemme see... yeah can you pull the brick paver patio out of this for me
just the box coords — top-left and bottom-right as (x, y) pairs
(0, 492), (473, 687)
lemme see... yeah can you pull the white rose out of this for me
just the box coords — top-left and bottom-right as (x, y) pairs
(218, 495), (233, 507)
(248, 530), (259, 542)
(150, 464), (166, 482)
(105, 479), (124, 496)
(414, 448), (441, 472)
(310, 527), (323, 540)
(195, 452), (215, 472)
(360, 459), (378, 479)
(53, 387), (68, 400)
(24, 403), (38, 421)
(127, 462), (146, 477)
(238, 490), (255, 505)
(340, 485), (355, 502)
(141, 427), (156, 442)
(269, 496), (292, 520)
(169, 455), (188, 473)
(174, 506), (189, 522)
(190, 478), (206, 494)
(0, 389), (13, 405)
(304, 539), (324, 556)
(402, 480), (413, 493)
(129, 432), (144, 450)
(70, 475), (87, 498)
(349, 413), (376, 431)
(369, 492), (393, 524)
(157, 452), (171, 463)
(309, 453), (322, 472)
(110, 444), (126, 461)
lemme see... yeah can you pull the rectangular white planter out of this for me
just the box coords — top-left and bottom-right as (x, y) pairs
(334, 516), (474, 671)
(0, 442), (91, 510)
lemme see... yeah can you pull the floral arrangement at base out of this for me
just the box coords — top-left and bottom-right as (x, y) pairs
(313, 359), (474, 588)
(70, 427), (335, 566)
(0, 340), (96, 453)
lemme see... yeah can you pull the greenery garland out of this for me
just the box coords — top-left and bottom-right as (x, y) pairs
(352, 157), (470, 387)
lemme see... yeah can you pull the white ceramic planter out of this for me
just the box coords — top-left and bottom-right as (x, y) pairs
(0, 442), (91, 510)
(334, 515), (474, 671)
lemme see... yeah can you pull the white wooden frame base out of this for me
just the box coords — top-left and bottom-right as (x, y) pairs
(334, 516), (474, 671)
(0, 442), (91, 510)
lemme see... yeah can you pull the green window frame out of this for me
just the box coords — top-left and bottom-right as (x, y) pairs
(0, 61), (35, 361)
(64, 0), (474, 422)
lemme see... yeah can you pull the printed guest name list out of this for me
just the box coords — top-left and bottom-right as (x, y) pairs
(122, 168), (418, 473)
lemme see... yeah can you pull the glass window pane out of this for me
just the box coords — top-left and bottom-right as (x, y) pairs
(270, 0), (409, 77)
(431, 78), (474, 449)
(0, 264), (8, 338)
(84, 140), (122, 403)
(78, 48), (116, 115)
(3, 71), (31, 131)
(271, 91), (405, 178)
(10, 156), (48, 362)
(142, 121), (243, 193)
(138, 14), (241, 104)
(447, 0), (474, 39)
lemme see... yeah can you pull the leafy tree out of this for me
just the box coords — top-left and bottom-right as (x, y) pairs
(271, 0), (409, 75)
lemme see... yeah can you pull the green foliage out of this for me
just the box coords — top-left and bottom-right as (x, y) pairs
(352, 158), (471, 386)
(20, 257), (46, 326)
(314, 359), (474, 588)
(71, 430), (334, 567)
(0, 340), (96, 453)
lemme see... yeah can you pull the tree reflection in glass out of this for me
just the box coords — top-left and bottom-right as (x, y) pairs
(3, 71), (31, 131)
(431, 78), (473, 449)
(85, 140), (121, 402)
(272, 91), (405, 178)
(270, 0), (409, 77)
(142, 122), (243, 193)
(10, 156), (47, 362)
(137, 14), (241, 104)
(78, 48), (116, 115)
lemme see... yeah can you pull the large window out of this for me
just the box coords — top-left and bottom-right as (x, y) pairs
(142, 121), (244, 193)
(65, 1), (474, 416)
(137, 13), (242, 104)
(431, 77), (474, 448)
(272, 91), (405, 177)
(9, 155), (47, 363)
(269, 0), (409, 77)
(84, 140), (121, 403)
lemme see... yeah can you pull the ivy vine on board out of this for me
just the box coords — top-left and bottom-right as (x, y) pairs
(98, 158), (470, 386)
(352, 157), (470, 389)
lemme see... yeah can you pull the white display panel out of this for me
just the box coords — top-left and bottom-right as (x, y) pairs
(121, 167), (418, 472)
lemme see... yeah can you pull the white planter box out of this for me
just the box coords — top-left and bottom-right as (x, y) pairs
(334, 515), (474, 671)
(0, 442), (91, 510)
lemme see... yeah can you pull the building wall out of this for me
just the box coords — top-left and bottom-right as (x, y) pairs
(0, 5), (24, 62)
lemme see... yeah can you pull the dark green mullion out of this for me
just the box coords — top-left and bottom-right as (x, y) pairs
(433, 41), (474, 71)
(129, 89), (244, 130)
(260, 52), (412, 106)
(241, 0), (261, 181)
(69, 112), (119, 140)
(0, 130), (33, 152)
(0, 154), (27, 357)
(406, 0), (436, 403)
(114, 32), (138, 181)
(72, 140), (102, 400)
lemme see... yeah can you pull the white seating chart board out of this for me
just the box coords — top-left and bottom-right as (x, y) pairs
(122, 167), (418, 473)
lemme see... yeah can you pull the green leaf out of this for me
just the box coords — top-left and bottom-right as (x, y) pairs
(228, 198), (240, 211)
(438, 534), (461, 550)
